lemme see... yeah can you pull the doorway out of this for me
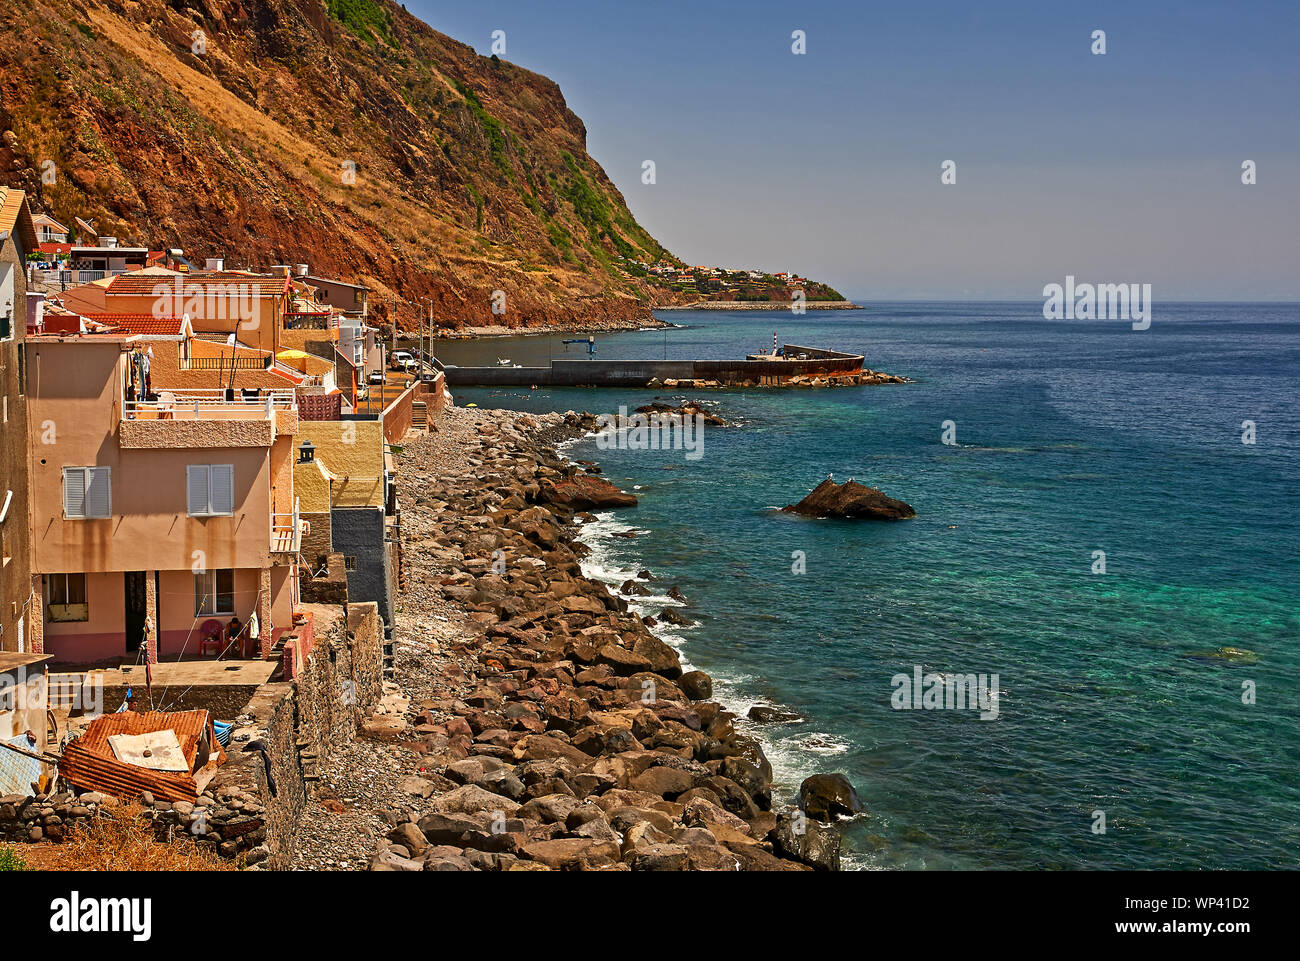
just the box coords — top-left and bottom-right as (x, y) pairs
(124, 571), (146, 653)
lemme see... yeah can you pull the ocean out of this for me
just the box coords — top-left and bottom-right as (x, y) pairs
(443, 302), (1300, 869)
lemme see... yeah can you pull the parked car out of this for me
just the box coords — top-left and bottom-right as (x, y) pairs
(389, 350), (414, 371)
(367, 369), (386, 385)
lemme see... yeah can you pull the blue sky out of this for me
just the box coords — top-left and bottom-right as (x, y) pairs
(410, 1), (1300, 300)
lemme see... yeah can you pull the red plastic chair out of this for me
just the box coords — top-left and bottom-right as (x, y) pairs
(198, 618), (224, 658)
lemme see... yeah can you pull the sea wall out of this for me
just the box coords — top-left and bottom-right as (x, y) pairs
(443, 355), (864, 388)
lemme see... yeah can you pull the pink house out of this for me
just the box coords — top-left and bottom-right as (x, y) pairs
(24, 331), (304, 666)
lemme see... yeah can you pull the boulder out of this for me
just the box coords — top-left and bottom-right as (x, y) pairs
(427, 784), (520, 817)
(747, 705), (801, 723)
(520, 838), (620, 869)
(629, 765), (695, 799)
(678, 670), (712, 700)
(782, 476), (914, 520)
(773, 809), (841, 871)
(798, 773), (864, 822)
(595, 644), (654, 676)
(539, 475), (637, 509)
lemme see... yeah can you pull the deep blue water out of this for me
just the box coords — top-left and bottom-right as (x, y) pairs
(446, 303), (1300, 869)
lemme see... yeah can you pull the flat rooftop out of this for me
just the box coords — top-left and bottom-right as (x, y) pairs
(99, 659), (279, 689)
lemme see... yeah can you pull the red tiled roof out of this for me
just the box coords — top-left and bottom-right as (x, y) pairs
(81, 313), (186, 335)
(0, 186), (38, 252)
(107, 272), (291, 298)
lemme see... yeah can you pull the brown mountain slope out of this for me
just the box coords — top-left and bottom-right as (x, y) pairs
(1, 0), (692, 329)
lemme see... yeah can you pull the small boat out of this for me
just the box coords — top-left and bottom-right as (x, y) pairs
(496, 357), (512, 366)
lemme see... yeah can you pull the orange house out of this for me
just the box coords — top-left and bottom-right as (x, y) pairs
(99, 271), (292, 355)
(24, 331), (304, 666)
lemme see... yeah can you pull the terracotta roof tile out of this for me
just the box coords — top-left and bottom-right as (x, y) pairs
(0, 186), (39, 252)
(107, 272), (290, 298)
(81, 313), (187, 335)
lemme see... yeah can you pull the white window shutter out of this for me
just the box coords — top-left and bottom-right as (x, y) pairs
(64, 468), (86, 518)
(86, 467), (111, 518)
(187, 465), (210, 516)
(212, 465), (234, 515)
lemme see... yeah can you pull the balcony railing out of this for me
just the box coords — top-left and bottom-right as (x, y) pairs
(271, 497), (307, 554)
(179, 355), (273, 371)
(30, 268), (131, 287)
(125, 388), (296, 421)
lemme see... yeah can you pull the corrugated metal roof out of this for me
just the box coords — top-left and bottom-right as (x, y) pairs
(58, 710), (227, 803)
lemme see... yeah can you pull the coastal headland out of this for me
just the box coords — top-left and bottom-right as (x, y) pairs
(294, 405), (853, 871)
(656, 300), (863, 311)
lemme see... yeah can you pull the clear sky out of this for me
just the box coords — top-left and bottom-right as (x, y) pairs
(409, 0), (1300, 300)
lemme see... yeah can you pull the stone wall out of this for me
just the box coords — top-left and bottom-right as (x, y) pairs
(0, 790), (104, 843)
(300, 509), (332, 572)
(246, 601), (384, 869)
(300, 552), (348, 605)
(100, 684), (262, 720)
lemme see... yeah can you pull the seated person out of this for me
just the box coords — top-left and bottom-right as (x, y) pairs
(226, 616), (244, 652)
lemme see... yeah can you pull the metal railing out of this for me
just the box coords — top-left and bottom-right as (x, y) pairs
(179, 355), (273, 371)
(30, 268), (131, 286)
(124, 388), (296, 420)
(270, 497), (306, 553)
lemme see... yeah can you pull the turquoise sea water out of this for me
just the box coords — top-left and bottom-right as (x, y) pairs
(445, 303), (1300, 869)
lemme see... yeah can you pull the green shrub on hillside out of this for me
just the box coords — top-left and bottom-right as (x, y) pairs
(327, 0), (394, 46)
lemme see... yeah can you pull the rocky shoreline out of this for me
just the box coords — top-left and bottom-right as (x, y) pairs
(311, 405), (856, 871)
(655, 301), (863, 311)
(440, 315), (676, 339)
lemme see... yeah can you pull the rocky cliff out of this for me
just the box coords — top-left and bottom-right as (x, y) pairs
(0, 0), (693, 329)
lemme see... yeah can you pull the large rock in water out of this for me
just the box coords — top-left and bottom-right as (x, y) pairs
(782, 476), (914, 520)
(773, 809), (841, 871)
(539, 475), (637, 509)
(799, 773), (864, 822)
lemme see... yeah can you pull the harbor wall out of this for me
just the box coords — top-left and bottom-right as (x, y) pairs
(443, 355), (862, 387)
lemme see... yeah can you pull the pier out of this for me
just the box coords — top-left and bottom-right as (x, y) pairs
(440, 344), (866, 388)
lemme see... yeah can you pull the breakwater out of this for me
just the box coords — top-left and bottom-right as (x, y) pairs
(442, 344), (869, 388)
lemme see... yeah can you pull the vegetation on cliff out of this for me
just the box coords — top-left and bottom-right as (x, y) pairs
(0, 0), (686, 328)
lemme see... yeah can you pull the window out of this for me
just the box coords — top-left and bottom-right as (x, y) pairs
(48, 573), (87, 605)
(343, 555), (358, 571)
(194, 569), (235, 616)
(187, 464), (234, 516)
(47, 573), (88, 622)
(63, 467), (112, 519)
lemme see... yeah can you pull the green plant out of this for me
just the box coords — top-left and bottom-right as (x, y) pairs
(0, 846), (29, 871)
(326, 0), (394, 45)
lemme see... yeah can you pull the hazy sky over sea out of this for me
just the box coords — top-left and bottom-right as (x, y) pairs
(412, 0), (1300, 300)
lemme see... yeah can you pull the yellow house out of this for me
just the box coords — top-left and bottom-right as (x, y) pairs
(291, 419), (392, 628)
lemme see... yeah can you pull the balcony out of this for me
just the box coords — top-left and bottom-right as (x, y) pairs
(30, 268), (131, 287)
(125, 388), (295, 420)
(120, 389), (298, 449)
(271, 497), (308, 556)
